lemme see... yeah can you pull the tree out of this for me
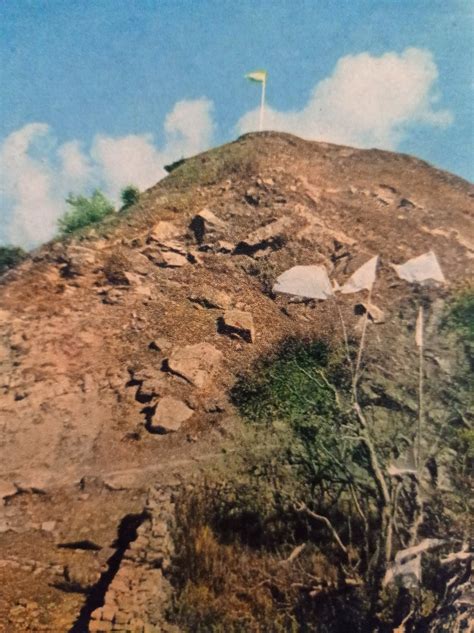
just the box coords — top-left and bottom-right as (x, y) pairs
(58, 190), (114, 235)
(0, 245), (27, 274)
(120, 185), (140, 210)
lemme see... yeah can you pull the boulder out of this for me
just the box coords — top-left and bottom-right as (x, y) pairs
(149, 221), (181, 243)
(148, 396), (193, 434)
(123, 271), (142, 286)
(216, 240), (235, 253)
(190, 209), (227, 243)
(166, 343), (223, 388)
(157, 250), (188, 267)
(236, 216), (292, 255)
(189, 288), (232, 310)
(62, 245), (97, 276)
(219, 309), (255, 343)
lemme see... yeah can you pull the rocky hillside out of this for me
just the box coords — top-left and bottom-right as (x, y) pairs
(0, 132), (472, 631)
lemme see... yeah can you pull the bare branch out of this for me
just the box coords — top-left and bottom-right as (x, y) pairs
(296, 502), (348, 559)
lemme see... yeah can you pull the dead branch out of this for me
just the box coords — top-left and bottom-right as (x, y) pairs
(296, 502), (348, 559)
(280, 543), (306, 566)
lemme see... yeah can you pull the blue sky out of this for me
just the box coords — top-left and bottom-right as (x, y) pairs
(1, 1), (472, 247)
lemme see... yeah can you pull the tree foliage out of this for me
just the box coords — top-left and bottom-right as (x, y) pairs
(120, 185), (140, 210)
(58, 190), (114, 235)
(0, 245), (27, 274)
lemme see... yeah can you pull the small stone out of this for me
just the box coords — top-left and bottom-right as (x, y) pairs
(148, 338), (172, 353)
(123, 271), (142, 286)
(219, 310), (255, 343)
(244, 187), (260, 205)
(103, 288), (124, 305)
(355, 302), (385, 324)
(216, 240), (234, 253)
(91, 607), (103, 620)
(101, 605), (117, 622)
(89, 621), (113, 632)
(40, 521), (56, 532)
(148, 396), (194, 434)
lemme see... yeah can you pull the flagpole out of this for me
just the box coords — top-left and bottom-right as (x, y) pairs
(259, 78), (266, 132)
(416, 306), (424, 471)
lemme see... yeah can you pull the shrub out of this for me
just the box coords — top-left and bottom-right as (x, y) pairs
(120, 185), (140, 210)
(171, 334), (470, 632)
(58, 190), (114, 235)
(444, 288), (474, 344)
(0, 245), (27, 274)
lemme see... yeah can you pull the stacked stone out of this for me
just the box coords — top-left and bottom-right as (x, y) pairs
(89, 487), (180, 633)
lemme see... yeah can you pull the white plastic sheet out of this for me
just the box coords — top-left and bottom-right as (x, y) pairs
(273, 265), (334, 300)
(383, 539), (444, 588)
(392, 251), (445, 284)
(340, 255), (379, 294)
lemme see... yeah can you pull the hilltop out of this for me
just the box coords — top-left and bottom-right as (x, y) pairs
(0, 132), (472, 631)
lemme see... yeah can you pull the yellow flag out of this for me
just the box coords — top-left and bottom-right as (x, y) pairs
(246, 70), (267, 83)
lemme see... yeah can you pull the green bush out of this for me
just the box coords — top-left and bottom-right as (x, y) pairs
(58, 190), (114, 235)
(0, 245), (27, 274)
(120, 185), (140, 210)
(444, 288), (474, 344)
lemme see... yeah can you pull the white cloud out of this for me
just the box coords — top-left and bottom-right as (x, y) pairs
(164, 98), (215, 158)
(91, 133), (166, 200)
(92, 98), (215, 200)
(0, 123), (62, 246)
(59, 140), (93, 183)
(238, 48), (452, 148)
(0, 50), (452, 250)
(0, 98), (215, 248)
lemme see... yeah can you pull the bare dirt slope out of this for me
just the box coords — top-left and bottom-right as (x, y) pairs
(0, 132), (472, 630)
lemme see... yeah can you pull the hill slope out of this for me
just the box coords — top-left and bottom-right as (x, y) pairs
(0, 132), (472, 630)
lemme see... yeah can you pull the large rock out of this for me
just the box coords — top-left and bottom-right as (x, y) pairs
(156, 249), (188, 268)
(61, 245), (97, 276)
(219, 309), (255, 343)
(236, 216), (292, 255)
(143, 242), (189, 267)
(166, 343), (223, 388)
(149, 221), (181, 243)
(148, 396), (193, 434)
(190, 209), (227, 244)
(189, 288), (232, 310)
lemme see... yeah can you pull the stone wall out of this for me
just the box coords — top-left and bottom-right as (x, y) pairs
(89, 487), (180, 633)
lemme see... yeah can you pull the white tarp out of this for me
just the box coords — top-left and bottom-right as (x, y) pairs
(392, 251), (446, 284)
(273, 265), (334, 300)
(388, 447), (417, 478)
(383, 554), (421, 588)
(383, 539), (445, 588)
(340, 255), (379, 294)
